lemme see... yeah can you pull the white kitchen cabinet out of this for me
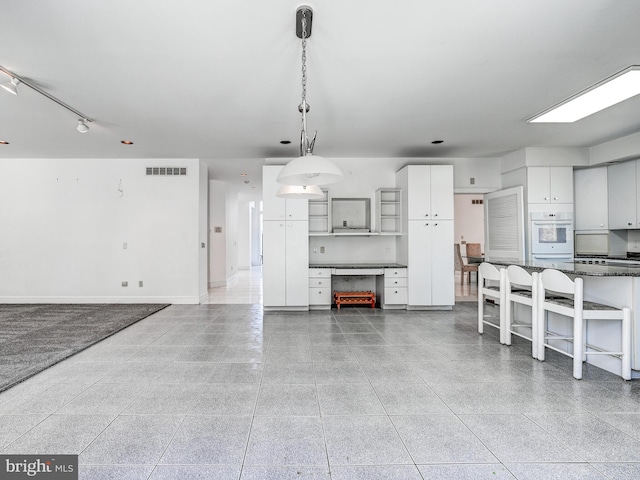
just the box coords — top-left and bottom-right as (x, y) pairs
(308, 268), (332, 309)
(527, 167), (573, 205)
(608, 160), (638, 229)
(263, 220), (309, 308)
(574, 167), (608, 230)
(400, 165), (454, 221)
(263, 165), (309, 221)
(379, 268), (407, 308)
(406, 220), (454, 307)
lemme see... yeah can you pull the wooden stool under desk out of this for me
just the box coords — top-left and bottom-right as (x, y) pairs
(334, 291), (376, 310)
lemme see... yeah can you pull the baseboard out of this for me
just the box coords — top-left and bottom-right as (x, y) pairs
(0, 296), (200, 304)
(208, 280), (227, 288)
(264, 306), (310, 312)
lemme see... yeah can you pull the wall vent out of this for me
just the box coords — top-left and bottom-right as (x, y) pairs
(146, 167), (187, 176)
(471, 199), (484, 205)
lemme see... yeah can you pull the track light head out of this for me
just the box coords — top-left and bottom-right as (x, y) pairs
(0, 77), (20, 95)
(76, 118), (89, 133)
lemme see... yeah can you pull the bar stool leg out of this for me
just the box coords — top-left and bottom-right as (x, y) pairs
(622, 307), (632, 381)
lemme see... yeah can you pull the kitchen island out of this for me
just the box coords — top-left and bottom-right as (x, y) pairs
(489, 258), (640, 379)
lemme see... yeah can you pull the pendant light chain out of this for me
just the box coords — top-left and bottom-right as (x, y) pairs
(301, 14), (307, 107)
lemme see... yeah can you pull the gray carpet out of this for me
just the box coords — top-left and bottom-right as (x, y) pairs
(0, 303), (168, 392)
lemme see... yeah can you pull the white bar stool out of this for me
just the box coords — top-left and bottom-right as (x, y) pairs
(537, 268), (631, 380)
(504, 265), (539, 358)
(478, 262), (506, 344)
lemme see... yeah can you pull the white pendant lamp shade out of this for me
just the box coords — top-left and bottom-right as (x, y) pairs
(276, 184), (324, 199)
(276, 154), (343, 186)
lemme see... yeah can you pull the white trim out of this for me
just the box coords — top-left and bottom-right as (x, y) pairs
(0, 296), (198, 304)
(208, 280), (227, 288)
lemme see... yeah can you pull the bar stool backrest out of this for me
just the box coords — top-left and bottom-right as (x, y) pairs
(479, 262), (501, 282)
(540, 269), (578, 297)
(506, 265), (533, 288)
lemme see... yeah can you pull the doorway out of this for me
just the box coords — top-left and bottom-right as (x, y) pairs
(454, 194), (485, 301)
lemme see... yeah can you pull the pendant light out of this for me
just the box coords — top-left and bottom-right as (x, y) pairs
(276, 184), (324, 199)
(277, 6), (343, 187)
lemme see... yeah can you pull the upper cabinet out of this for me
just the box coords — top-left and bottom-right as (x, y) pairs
(263, 165), (309, 221)
(574, 167), (608, 231)
(527, 167), (573, 205)
(376, 188), (402, 234)
(608, 160), (639, 230)
(403, 165), (454, 220)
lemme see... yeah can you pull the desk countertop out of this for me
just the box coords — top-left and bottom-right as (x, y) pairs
(309, 263), (407, 269)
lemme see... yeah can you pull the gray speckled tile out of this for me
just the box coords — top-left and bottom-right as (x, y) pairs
(3, 414), (113, 454)
(418, 464), (515, 479)
(78, 465), (154, 480)
(330, 465), (423, 480)
(191, 383), (259, 415)
(323, 415), (411, 465)
(591, 463), (640, 480)
(240, 466), (330, 479)
(150, 465), (241, 480)
(310, 345), (357, 362)
(207, 363), (264, 384)
(360, 362), (424, 384)
(1, 383), (88, 414)
(159, 415), (251, 465)
(57, 383), (145, 415)
(594, 412), (640, 440)
(256, 384), (319, 416)
(122, 384), (203, 414)
(262, 362), (314, 384)
(244, 416), (327, 466)
(391, 414), (497, 464)
(313, 362), (368, 384)
(459, 414), (582, 462)
(526, 413), (640, 461)
(373, 383), (449, 414)
(317, 384), (385, 415)
(0, 414), (47, 449)
(504, 463), (607, 480)
(79, 414), (184, 465)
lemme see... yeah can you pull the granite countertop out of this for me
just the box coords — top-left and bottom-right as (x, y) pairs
(489, 259), (640, 277)
(309, 263), (407, 269)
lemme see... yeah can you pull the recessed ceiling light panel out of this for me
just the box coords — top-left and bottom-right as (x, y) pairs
(529, 66), (640, 123)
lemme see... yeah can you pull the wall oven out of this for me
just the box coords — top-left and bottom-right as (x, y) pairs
(530, 212), (574, 260)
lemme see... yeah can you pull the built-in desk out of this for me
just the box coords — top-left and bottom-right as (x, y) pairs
(308, 264), (407, 310)
(490, 258), (640, 378)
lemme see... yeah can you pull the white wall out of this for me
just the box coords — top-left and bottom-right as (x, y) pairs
(0, 158), (204, 303)
(199, 161), (209, 301)
(454, 194), (485, 252)
(237, 200), (251, 270)
(225, 185), (239, 280)
(209, 179), (227, 287)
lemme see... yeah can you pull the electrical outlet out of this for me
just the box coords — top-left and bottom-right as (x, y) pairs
(121, 281), (128, 287)
(139, 281), (143, 287)
(320, 246), (325, 253)
(384, 247), (390, 254)
(123, 242), (127, 249)
(313, 248), (318, 254)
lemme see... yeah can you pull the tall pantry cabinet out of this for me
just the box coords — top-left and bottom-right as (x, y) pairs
(396, 165), (454, 309)
(262, 165), (309, 309)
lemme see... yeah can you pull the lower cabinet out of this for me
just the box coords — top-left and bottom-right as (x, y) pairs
(309, 268), (332, 309)
(378, 268), (407, 308)
(263, 220), (309, 309)
(406, 220), (454, 308)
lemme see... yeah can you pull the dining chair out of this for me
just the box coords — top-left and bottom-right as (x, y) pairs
(454, 243), (478, 285)
(465, 243), (482, 259)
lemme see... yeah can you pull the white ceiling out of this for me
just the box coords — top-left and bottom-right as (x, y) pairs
(2, 0), (640, 198)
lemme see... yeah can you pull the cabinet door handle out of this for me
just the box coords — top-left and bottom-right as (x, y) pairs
(425, 213), (429, 217)
(553, 197), (558, 200)
(425, 223), (429, 226)
(434, 213), (438, 217)
(544, 197), (549, 201)
(434, 223), (438, 226)
(629, 222), (633, 226)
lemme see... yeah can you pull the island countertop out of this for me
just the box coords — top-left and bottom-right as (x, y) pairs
(487, 259), (640, 277)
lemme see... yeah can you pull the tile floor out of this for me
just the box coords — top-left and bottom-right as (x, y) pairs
(0, 270), (639, 479)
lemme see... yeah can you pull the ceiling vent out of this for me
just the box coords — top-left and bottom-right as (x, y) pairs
(146, 167), (187, 176)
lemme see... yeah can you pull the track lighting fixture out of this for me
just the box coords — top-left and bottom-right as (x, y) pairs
(76, 119), (89, 133)
(0, 77), (19, 95)
(0, 65), (94, 133)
